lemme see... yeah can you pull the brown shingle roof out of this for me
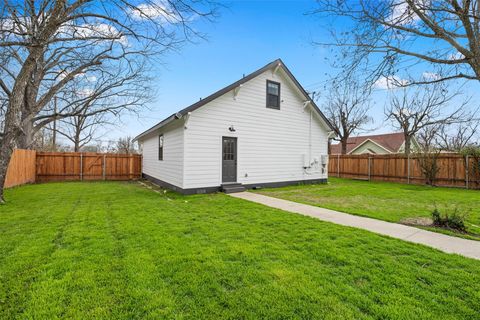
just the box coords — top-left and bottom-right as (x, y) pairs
(330, 132), (405, 154)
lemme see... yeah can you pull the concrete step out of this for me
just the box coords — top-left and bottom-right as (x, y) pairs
(223, 186), (246, 194)
(221, 183), (246, 194)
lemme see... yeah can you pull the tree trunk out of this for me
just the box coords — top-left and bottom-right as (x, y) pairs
(341, 138), (348, 155)
(0, 117), (22, 203)
(74, 132), (81, 152)
(404, 135), (412, 155)
(0, 50), (45, 202)
(0, 120), (19, 203)
(17, 117), (35, 150)
(0, 143), (14, 204)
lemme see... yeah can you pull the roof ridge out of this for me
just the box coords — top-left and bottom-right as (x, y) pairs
(351, 132), (403, 138)
(134, 59), (333, 141)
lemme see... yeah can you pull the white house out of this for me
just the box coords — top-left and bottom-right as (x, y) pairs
(134, 59), (334, 194)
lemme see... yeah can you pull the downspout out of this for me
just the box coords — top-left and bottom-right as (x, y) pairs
(327, 131), (336, 153)
(309, 108), (312, 167)
(325, 131), (336, 176)
(182, 112), (191, 189)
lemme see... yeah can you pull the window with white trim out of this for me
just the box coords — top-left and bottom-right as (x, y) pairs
(266, 80), (280, 109)
(158, 134), (164, 160)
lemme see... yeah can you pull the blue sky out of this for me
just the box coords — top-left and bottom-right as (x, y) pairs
(96, 0), (339, 142)
(84, 0), (476, 145)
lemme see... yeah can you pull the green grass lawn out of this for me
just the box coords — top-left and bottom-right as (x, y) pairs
(1, 182), (480, 319)
(256, 178), (480, 238)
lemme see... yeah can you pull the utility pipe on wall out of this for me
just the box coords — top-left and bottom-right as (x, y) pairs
(309, 108), (312, 167)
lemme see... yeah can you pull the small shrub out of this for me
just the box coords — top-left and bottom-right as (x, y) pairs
(418, 151), (441, 186)
(461, 146), (480, 186)
(460, 146), (480, 158)
(432, 208), (441, 224)
(431, 205), (467, 232)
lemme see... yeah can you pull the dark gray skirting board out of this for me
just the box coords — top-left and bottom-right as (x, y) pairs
(142, 173), (327, 195)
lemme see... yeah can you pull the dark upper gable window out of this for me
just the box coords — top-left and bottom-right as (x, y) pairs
(158, 134), (164, 160)
(266, 80), (280, 109)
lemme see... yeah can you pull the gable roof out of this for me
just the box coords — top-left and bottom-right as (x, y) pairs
(134, 59), (334, 141)
(330, 132), (406, 154)
(348, 138), (393, 155)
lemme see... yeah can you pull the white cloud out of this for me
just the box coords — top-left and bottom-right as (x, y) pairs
(448, 52), (465, 61)
(77, 88), (94, 97)
(130, 2), (180, 23)
(387, 0), (430, 26)
(388, 1), (419, 25)
(58, 22), (128, 45)
(56, 72), (97, 83)
(2, 18), (127, 45)
(374, 75), (409, 89)
(0, 17), (33, 33)
(393, 108), (414, 117)
(422, 72), (440, 81)
(57, 71), (68, 80)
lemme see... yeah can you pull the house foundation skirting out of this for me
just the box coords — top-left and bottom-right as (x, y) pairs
(142, 173), (327, 195)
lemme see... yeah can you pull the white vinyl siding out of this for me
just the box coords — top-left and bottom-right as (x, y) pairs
(140, 121), (184, 188)
(183, 68), (329, 189)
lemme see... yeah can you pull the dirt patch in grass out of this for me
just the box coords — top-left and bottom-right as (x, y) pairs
(400, 217), (480, 240)
(400, 217), (433, 226)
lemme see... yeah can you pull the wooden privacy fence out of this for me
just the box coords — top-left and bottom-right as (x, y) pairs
(36, 152), (142, 182)
(328, 153), (480, 189)
(5, 149), (142, 188)
(5, 149), (37, 188)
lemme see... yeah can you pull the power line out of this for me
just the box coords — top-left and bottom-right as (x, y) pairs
(303, 78), (330, 90)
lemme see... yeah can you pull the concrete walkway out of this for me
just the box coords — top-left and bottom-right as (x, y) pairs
(230, 192), (480, 260)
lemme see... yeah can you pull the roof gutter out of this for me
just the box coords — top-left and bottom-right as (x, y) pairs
(133, 113), (183, 142)
(327, 131), (336, 139)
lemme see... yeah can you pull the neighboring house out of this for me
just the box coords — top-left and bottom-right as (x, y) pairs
(330, 132), (421, 155)
(134, 59), (334, 194)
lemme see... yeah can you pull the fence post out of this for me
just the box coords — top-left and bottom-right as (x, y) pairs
(33, 150), (37, 184)
(466, 155), (469, 189)
(407, 154), (410, 184)
(129, 155), (134, 180)
(103, 154), (106, 181)
(337, 154), (340, 177)
(80, 153), (83, 181)
(368, 155), (371, 181)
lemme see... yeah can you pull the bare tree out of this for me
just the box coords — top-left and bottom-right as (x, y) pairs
(323, 77), (372, 154)
(27, 62), (151, 149)
(49, 75), (138, 152)
(313, 1), (480, 84)
(417, 124), (442, 152)
(385, 83), (469, 155)
(0, 0), (219, 203)
(54, 108), (108, 152)
(116, 136), (137, 154)
(436, 122), (479, 151)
